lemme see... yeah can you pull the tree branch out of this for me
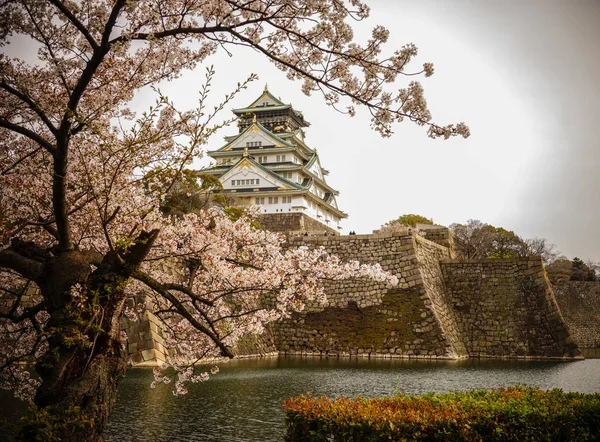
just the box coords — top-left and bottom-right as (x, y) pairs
(0, 81), (58, 135)
(48, 0), (99, 51)
(0, 118), (56, 154)
(132, 270), (233, 358)
(1, 146), (43, 175)
(0, 249), (43, 282)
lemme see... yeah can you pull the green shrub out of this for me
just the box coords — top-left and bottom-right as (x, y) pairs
(283, 386), (600, 441)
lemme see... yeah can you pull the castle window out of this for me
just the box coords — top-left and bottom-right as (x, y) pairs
(268, 197), (273, 204)
(282, 155), (286, 162)
(231, 180), (235, 186)
(256, 179), (260, 185)
(276, 155), (281, 162)
(274, 197), (279, 204)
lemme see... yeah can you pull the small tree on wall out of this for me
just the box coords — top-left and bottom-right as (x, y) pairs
(385, 214), (434, 228)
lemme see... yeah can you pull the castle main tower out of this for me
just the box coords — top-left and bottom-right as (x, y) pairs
(201, 86), (346, 233)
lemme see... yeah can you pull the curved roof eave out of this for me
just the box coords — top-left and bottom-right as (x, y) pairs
(214, 121), (294, 152)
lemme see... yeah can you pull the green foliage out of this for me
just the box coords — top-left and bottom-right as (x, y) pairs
(18, 404), (95, 442)
(283, 386), (600, 441)
(571, 257), (588, 281)
(223, 206), (247, 222)
(162, 170), (224, 216)
(143, 168), (225, 217)
(546, 257), (598, 283)
(488, 227), (522, 259)
(386, 214), (433, 228)
(545, 258), (573, 283)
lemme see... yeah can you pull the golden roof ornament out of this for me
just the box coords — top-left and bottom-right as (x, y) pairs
(252, 113), (257, 123)
(243, 147), (249, 158)
(264, 83), (268, 92)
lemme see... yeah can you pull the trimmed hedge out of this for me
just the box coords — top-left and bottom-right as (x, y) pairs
(283, 386), (600, 441)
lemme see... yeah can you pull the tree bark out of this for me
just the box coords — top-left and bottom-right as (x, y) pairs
(18, 231), (158, 441)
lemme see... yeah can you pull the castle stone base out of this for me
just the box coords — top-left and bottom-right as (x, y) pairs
(258, 213), (339, 235)
(270, 233), (581, 360)
(124, 230), (587, 365)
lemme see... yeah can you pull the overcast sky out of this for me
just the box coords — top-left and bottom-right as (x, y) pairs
(137, 0), (599, 262)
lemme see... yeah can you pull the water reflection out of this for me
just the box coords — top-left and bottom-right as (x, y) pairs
(1, 357), (598, 441)
(102, 356), (600, 442)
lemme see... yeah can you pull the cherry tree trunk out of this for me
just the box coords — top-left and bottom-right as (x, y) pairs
(18, 244), (153, 441)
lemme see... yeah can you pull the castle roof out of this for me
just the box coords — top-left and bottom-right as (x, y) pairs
(201, 87), (345, 220)
(232, 86), (310, 127)
(209, 119), (294, 154)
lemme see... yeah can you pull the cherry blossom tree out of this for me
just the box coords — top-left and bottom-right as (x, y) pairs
(0, 0), (467, 439)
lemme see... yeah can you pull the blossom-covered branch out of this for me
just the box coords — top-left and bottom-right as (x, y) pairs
(0, 1), (463, 439)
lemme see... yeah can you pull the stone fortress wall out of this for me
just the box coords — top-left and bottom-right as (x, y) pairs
(440, 258), (578, 357)
(552, 281), (600, 349)
(273, 233), (459, 359)
(258, 213), (339, 236)
(271, 232), (581, 360)
(123, 224), (597, 365)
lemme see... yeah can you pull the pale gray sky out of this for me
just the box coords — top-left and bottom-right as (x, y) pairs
(186, 0), (600, 263)
(59, 1), (600, 261)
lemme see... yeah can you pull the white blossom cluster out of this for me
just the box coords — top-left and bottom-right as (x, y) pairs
(141, 208), (397, 395)
(0, 0), (465, 404)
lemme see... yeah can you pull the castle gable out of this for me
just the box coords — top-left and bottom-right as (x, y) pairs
(219, 157), (302, 191)
(247, 89), (286, 108)
(217, 122), (292, 152)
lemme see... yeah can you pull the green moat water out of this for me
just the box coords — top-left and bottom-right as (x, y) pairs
(106, 356), (599, 441)
(2, 356), (599, 441)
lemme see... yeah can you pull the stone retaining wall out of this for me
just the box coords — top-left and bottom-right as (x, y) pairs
(120, 294), (168, 366)
(414, 236), (467, 358)
(121, 230), (585, 365)
(553, 281), (600, 348)
(258, 213), (339, 235)
(418, 225), (455, 252)
(440, 258), (580, 358)
(272, 233), (455, 358)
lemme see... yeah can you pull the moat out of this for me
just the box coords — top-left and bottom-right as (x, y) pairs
(102, 355), (598, 441)
(1, 355), (599, 441)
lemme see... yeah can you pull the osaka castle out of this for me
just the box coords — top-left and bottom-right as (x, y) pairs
(201, 86), (347, 234)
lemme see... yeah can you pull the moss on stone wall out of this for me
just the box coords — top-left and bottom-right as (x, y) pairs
(440, 258), (581, 359)
(276, 288), (447, 357)
(553, 281), (600, 348)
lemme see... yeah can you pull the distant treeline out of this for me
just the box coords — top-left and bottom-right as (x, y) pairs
(382, 215), (599, 282)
